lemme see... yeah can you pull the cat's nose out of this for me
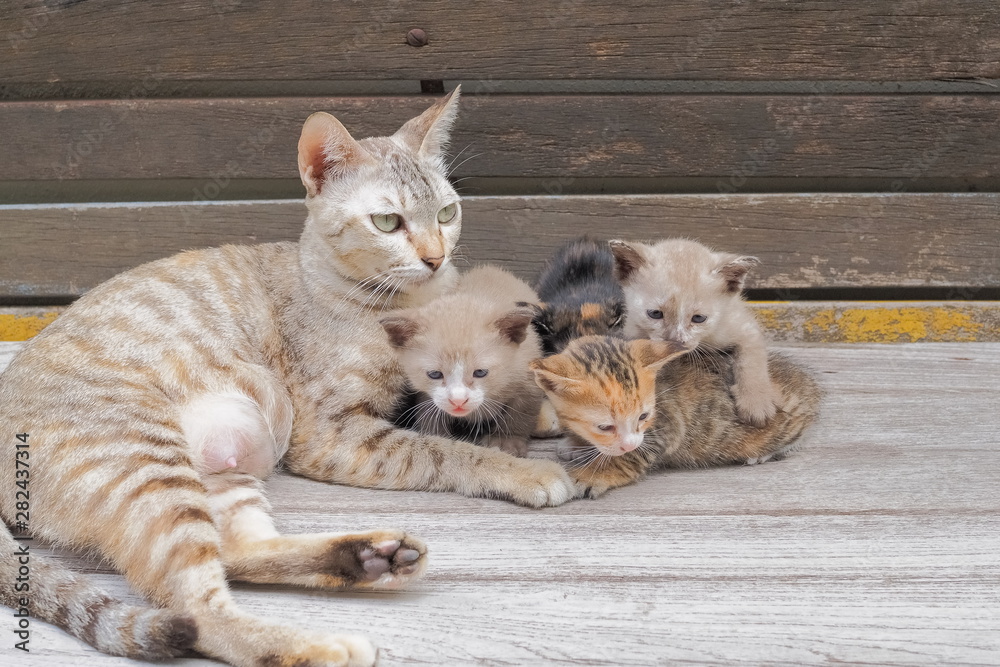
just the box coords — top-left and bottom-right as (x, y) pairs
(449, 397), (468, 409)
(421, 255), (444, 271)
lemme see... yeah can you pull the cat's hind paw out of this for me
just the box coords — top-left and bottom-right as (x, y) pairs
(329, 530), (427, 590)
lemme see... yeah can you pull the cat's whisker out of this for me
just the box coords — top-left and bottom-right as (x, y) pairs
(447, 150), (483, 178)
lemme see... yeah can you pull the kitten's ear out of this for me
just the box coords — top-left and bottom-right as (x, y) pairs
(393, 85), (461, 161)
(630, 339), (689, 372)
(495, 306), (536, 345)
(609, 240), (647, 284)
(529, 357), (584, 395)
(298, 112), (374, 197)
(715, 255), (761, 293)
(379, 315), (422, 348)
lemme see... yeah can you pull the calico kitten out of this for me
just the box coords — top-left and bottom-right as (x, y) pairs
(381, 265), (544, 457)
(532, 237), (626, 355)
(0, 89), (576, 667)
(610, 238), (781, 425)
(530, 336), (821, 498)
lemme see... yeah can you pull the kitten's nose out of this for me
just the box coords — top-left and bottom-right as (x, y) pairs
(422, 255), (444, 271)
(449, 397), (468, 409)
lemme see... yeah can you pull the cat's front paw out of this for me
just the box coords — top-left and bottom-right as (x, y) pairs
(502, 458), (576, 507)
(573, 478), (611, 500)
(481, 434), (529, 457)
(733, 380), (782, 426)
(531, 399), (564, 438)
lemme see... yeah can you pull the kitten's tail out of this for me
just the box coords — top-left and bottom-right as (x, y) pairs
(1, 525), (197, 659)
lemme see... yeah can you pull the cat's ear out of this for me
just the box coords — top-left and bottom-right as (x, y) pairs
(298, 112), (374, 197)
(495, 306), (536, 345)
(714, 254), (760, 293)
(529, 357), (584, 396)
(609, 240), (647, 284)
(393, 85), (461, 161)
(630, 339), (689, 372)
(379, 315), (422, 348)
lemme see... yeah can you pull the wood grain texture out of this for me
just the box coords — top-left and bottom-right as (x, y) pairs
(2, 95), (998, 180)
(2, 342), (999, 666)
(2, 194), (998, 298)
(2, 1), (999, 83)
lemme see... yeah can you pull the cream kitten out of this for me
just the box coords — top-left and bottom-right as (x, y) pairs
(381, 266), (544, 457)
(609, 238), (781, 425)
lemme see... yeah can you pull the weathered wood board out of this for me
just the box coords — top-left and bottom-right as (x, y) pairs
(2, 95), (997, 181)
(2, 341), (999, 666)
(2, 194), (998, 298)
(3, 1), (999, 83)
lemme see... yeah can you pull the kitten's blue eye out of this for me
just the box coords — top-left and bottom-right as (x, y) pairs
(597, 424), (615, 432)
(639, 412), (649, 421)
(691, 314), (707, 323)
(646, 310), (663, 320)
(472, 369), (488, 378)
(427, 370), (444, 380)
(371, 213), (402, 232)
(437, 203), (459, 224)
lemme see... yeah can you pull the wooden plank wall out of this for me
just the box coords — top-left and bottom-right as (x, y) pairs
(0, 1), (998, 338)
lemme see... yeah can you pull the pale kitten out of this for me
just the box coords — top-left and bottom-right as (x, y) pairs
(0, 88), (576, 667)
(381, 265), (544, 457)
(609, 238), (782, 425)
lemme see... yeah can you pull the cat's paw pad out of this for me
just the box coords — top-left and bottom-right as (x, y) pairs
(733, 381), (781, 426)
(334, 530), (427, 589)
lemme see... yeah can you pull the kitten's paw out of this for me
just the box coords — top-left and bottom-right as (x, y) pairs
(330, 530), (427, 590)
(531, 400), (564, 438)
(573, 479), (610, 499)
(503, 459), (576, 507)
(733, 381), (782, 426)
(482, 434), (529, 457)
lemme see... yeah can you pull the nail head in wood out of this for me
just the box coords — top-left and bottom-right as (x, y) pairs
(406, 28), (428, 47)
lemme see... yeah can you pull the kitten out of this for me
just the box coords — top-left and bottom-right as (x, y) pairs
(381, 265), (544, 457)
(609, 238), (781, 425)
(532, 237), (626, 355)
(530, 336), (822, 498)
(529, 237), (626, 436)
(0, 88), (576, 667)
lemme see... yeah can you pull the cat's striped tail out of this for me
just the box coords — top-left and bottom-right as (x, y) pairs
(1, 526), (197, 659)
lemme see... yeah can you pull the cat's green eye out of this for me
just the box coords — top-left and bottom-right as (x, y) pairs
(427, 370), (444, 380)
(646, 310), (663, 320)
(437, 203), (459, 224)
(473, 369), (488, 378)
(597, 424), (615, 432)
(691, 314), (707, 323)
(371, 213), (402, 233)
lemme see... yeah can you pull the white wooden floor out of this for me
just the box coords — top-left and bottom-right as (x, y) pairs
(3, 342), (999, 667)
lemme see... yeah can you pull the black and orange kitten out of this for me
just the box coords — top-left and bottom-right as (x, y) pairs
(532, 237), (626, 355)
(531, 336), (821, 498)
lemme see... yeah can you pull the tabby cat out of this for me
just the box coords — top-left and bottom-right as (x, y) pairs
(530, 336), (821, 498)
(0, 88), (576, 667)
(382, 265), (544, 457)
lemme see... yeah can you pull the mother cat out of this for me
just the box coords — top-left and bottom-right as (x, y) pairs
(0, 89), (575, 667)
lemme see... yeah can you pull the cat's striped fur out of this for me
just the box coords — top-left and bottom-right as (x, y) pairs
(531, 336), (821, 498)
(0, 89), (575, 667)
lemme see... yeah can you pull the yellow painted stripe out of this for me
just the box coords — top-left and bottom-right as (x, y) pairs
(0, 310), (64, 341)
(2, 303), (999, 343)
(752, 302), (1000, 343)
